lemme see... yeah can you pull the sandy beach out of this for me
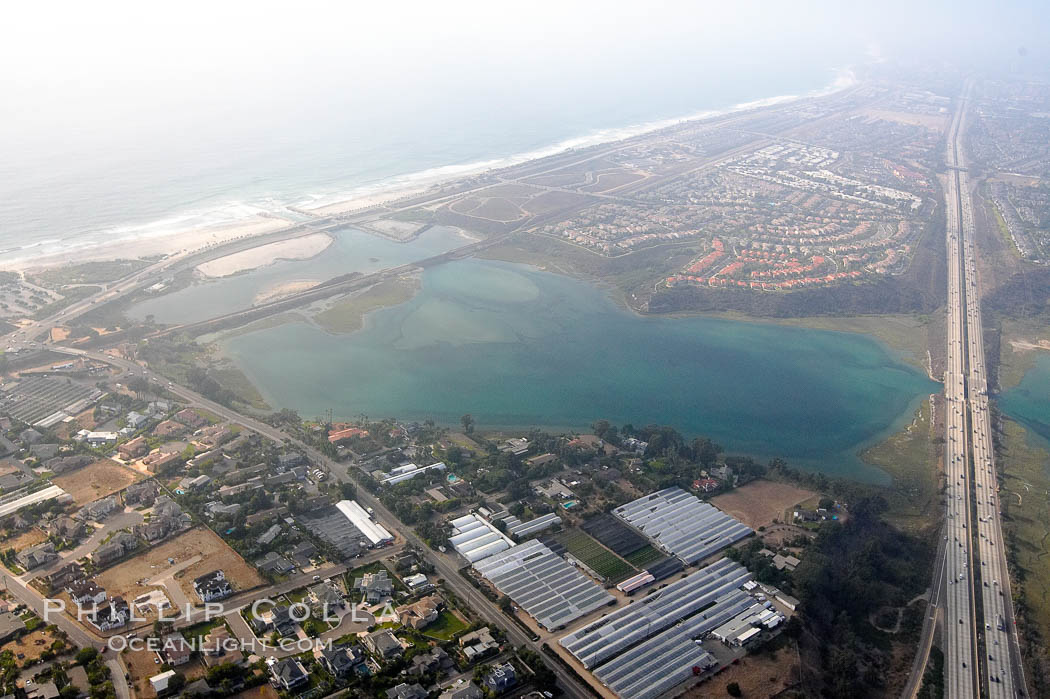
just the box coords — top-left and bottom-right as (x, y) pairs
(196, 231), (334, 278)
(14, 216), (295, 272)
(306, 184), (433, 217)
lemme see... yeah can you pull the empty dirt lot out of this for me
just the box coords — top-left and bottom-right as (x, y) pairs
(52, 459), (142, 505)
(96, 527), (263, 605)
(711, 479), (816, 529)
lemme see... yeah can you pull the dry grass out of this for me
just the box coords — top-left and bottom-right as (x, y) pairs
(3, 527), (48, 553)
(684, 649), (801, 698)
(123, 647), (162, 698)
(711, 479), (816, 529)
(53, 459), (143, 505)
(2, 628), (60, 663)
(97, 527), (263, 604)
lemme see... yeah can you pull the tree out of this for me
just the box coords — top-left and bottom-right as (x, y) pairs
(75, 647), (99, 665)
(460, 414), (475, 435)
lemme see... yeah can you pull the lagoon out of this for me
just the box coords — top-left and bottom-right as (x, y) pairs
(220, 259), (938, 482)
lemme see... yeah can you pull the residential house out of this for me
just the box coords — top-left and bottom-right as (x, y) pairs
(438, 682), (483, 699)
(267, 606), (298, 637)
(25, 681), (59, 699)
(152, 420), (185, 438)
(86, 597), (129, 631)
(205, 501), (242, 519)
(353, 571), (393, 604)
(179, 474), (211, 491)
(124, 480), (158, 507)
(363, 629), (402, 660)
(308, 581), (344, 617)
(79, 431), (118, 447)
(402, 573), (431, 591)
(319, 645), (364, 678)
(201, 626), (243, 667)
(160, 633), (192, 666)
(81, 495), (121, 521)
(193, 570), (232, 602)
(174, 409), (207, 428)
(187, 450), (218, 470)
(45, 454), (93, 474)
(288, 541), (317, 568)
(142, 450), (180, 474)
(408, 646), (453, 677)
(254, 552), (295, 576)
(43, 563), (83, 593)
(0, 612), (26, 643)
(90, 531), (139, 567)
(269, 657), (308, 690)
(498, 437), (529, 456)
(385, 684), (426, 699)
(45, 515), (85, 540)
(257, 524), (281, 546)
(126, 411), (148, 429)
(195, 425), (232, 449)
(483, 662), (517, 694)
(277, 452), (305, 469)
(459, 627), (498, 662)
(117, 436), (148, 460)
(397, 595), (441, 630)
(66, 666), (90, 699)
(68, 580), (107, 608)
(16, 542), (56, 570)
(149, 671), (177, 696)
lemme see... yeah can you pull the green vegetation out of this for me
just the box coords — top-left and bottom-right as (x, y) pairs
(140, 336), (267, 410)
(313, 276), (420, 333)
(30, 285), (100, 320)
(556, 528), (636, 583)
(793, 496), (932, 696)
(422, 609), (468, 640)
(623, 544), (664, 568)
(998, 419), (1050, 691)
(30, 259), (150, 287)
(860, 399), (940, 530)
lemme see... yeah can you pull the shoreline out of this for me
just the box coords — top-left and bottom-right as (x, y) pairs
(3, 67), (856, 273)
(196, 231), (334, 278)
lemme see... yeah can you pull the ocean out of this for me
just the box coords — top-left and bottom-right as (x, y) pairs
(0, 58), (852, 267)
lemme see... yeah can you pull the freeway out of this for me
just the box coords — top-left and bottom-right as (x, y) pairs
(942, 92), (978, 695)
(939, 83), (1027, 698)
(951, 96), (1027, 696)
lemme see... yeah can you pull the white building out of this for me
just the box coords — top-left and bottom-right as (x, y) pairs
(336, 500), (393, 546)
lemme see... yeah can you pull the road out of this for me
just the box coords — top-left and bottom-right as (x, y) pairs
(941, 94), (978, 694)
(951, 91), (1027, 697)
(40, 347), (594, 699)
(937, 82), (1027, 698)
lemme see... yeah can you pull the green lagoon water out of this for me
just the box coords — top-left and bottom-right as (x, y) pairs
(221, 259), (939, 482)
(128, 225), (469, 325)
(1002, 353), (1050, 448)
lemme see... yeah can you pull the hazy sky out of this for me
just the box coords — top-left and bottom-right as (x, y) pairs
(3, 1), (1047, 128)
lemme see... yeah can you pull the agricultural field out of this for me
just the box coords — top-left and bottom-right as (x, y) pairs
(556, 528), (636, 583)
(53, 459), (143, 505)
(623, 545), (664, 568)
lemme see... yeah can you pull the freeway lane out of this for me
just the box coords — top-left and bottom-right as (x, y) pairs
(953, 101), (1026, 696)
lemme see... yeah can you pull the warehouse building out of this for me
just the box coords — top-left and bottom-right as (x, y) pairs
(449, 514), (514, 563)
(560, 558), (750, 669)
(613, 487), (752, 564)
(473, 539), (613, 630)
(335, 500), (393, 546)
